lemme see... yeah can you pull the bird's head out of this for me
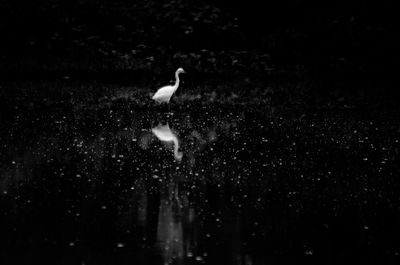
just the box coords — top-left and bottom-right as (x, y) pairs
(176, 68), (185, 74)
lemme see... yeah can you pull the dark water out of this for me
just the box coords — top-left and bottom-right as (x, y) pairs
(1, 82), (400, 265)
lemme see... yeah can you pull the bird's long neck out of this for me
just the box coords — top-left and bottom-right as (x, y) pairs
(173, 72), (180, 90)
(172, 138), (183, 160)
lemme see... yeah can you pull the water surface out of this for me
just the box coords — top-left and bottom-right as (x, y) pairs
(1, 81), (400, 264)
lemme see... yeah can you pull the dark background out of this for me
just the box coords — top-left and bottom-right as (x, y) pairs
(0, 0), (397, 94)
(1, 1), (400, 265)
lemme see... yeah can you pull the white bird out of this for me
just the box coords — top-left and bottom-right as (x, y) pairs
(152, 123), (183, 161)
(152, 68), (185, 103)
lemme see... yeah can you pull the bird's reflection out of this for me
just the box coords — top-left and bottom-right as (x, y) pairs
(156, 182), (185, 262)
(151, 123), (183, 161)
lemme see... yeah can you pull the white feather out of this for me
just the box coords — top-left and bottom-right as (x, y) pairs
(152, 85), (176, 103)
(152, 68), (185, 104)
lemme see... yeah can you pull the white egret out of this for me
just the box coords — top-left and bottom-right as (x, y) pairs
(152, 68), (185, 104)
(152, 123), (183, 161)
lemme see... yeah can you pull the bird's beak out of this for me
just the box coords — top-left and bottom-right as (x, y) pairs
(182, 70), (186, 73)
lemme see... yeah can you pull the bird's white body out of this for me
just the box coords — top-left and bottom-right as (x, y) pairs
(152, 68), (185, 103)
(152, 84), (177, 103)
(152, 123), (183, 161)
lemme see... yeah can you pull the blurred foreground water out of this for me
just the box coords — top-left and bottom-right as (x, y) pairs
(1, 80), (400, 265)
